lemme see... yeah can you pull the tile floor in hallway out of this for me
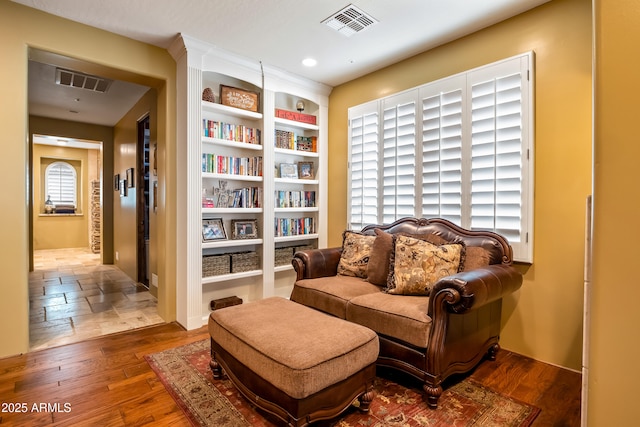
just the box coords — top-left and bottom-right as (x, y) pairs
(29, 248), (164, 351)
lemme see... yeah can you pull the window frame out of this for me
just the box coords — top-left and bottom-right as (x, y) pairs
(44, 160), (78, 208)
(347, 52), (534, 263)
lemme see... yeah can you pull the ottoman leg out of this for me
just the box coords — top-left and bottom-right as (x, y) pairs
(209, 355), (223, 379)
(209, 339), (224, 379)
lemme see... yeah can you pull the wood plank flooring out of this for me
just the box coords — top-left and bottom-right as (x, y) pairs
(0, 322), (582, 426)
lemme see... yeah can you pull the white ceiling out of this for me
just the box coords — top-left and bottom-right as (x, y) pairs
(16, 0), (550, 127)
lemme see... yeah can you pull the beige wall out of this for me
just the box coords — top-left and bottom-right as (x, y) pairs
(113, 89), (158, 283)
(0, 1), (176, 357)
(33, 145), (91, 249)
(328, 0), (592, 370)
(589, 0), (640, 424)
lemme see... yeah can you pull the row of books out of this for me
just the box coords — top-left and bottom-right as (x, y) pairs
(274, 130), (317, 152)
(274, 217), (316, 237)
(203, 186), (262, 208)
(202, 154), (263, 176)
(203, 119), (262, 145)
(274, 190), (316, 208)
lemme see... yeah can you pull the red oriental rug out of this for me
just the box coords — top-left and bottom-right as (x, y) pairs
(145, 340), (540, 427)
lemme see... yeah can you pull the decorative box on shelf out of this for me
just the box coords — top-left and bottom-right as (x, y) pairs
(202, 254), (231, 277)
(231, 251), (259, 273)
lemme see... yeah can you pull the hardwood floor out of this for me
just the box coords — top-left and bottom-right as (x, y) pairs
(0, 323), (582, 426)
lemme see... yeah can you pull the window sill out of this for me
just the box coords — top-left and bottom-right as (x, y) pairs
(38, 213), (83, 217)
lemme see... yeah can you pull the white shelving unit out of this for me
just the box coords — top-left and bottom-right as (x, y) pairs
(170, 35), (331, 329)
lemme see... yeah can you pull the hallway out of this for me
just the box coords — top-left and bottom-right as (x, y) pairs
(29, 248), (163, 350)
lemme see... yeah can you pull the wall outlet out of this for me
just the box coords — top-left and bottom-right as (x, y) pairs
(115, 251), (119, 261)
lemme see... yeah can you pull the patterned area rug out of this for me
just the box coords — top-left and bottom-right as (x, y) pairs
(145, 340), (540, 427)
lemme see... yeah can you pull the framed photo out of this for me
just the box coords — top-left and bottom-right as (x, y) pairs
(114, 174), (120, 191)
(202, 218), (227, 241)
(231, 219), (258, 239)
(279, 163), (298, 179)
(220, 85), (260, 112)
(298, 162), (314, 179)
(153, 180), (158, 213)
(126, 168), (135, 188)
(120, 180), (127, 197)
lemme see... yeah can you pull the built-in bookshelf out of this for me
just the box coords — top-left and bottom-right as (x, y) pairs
(171, 35), (331, 329)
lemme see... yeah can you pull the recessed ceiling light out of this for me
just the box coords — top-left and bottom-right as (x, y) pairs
(302, 58), (317, 67)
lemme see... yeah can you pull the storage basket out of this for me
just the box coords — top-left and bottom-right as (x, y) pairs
(202, 254), (230, 277)
(275, 247), (294, 266)
(294, 244), (314, 253)
(231, 251), (259, 273)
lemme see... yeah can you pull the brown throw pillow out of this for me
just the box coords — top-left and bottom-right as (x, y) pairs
(386, 234), (464, 296)
(366, 229), (394, 286)
(463, 246), (491, 271)
(337, 231), (376, 278)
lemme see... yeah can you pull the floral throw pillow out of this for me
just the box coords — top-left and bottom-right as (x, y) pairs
(386, 234), (464, 296)
(337, 231), (376, 278)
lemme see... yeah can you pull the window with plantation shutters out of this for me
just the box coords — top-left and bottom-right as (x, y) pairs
(45, 161), (77, 207)
(347, 52), (533, 263)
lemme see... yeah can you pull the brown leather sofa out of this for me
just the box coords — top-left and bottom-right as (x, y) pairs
(290, 217), (523, 409)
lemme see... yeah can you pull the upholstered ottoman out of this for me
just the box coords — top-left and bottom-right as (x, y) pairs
(208, 297), (379, 426)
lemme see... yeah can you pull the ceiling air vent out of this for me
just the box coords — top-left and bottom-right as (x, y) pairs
(322, 4), (378, 37)
(55, 68), (113, 93)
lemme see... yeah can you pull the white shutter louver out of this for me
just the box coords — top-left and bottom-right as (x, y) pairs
(382, 99), (416, 224)
(421, 88), (463, 224)
(349, 109), (379, 230)
(470, 71), (524, 245)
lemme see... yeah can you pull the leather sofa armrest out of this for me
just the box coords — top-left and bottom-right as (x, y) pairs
(427, 264), (523, 317)
(292, 247), (343, 281)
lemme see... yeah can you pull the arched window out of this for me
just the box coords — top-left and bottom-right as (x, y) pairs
(45, 161), (77, 207)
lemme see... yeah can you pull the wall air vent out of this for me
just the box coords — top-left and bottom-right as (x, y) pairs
(322, 4), (378, 37)
(55, 68), (113, 93)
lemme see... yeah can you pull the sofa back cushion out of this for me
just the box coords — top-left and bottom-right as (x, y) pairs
(361, 217), (513, 266)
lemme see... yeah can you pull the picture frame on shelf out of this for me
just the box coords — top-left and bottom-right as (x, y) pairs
(220, 85), (260, 112)
(114, 174), (120, 191)
(298, 162), (314, 179)
(231, 219), (258, 240)
(279, 163), (298, 179)
(202, 218), (227, 242)
(126, 168), (135, 188)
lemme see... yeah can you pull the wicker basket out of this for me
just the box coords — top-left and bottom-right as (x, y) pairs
(202, 254), (230, 277)
(275, 247), (294, 266)
(294, 244), (314, 253)
(231, 251), (259, 273)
